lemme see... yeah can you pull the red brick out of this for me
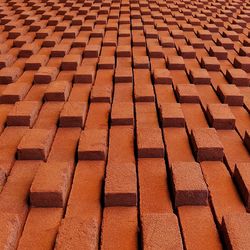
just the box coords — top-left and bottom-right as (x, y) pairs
(100, 207), (138, 249)
(191, 128), (224, 162)
(133, 56), (149, 69)
(137, 127), (164, 158)
(90, 85), (112, 103)
(160, 103), (185, 127)
(134, 84), (155, 102)
(147, 45), (164, 58)
(7, 101), (42, 127)
(0, 67), (22, 84)
(178, 206), (223, 250)
(234, 163), (250, 211)
(217, 84), (244, 106)
(207, 104), (236, 129)
(115, 67), (133, 83)
(55, 217), (99, 250)
(44, 80), (71, 101)
(153, 68), (173, 84)
(25, 54), (49, 70)
(176, 84), (200, 103)
(189, 69), (211, 84)
(78, 129), (107, 161)
(34, 66), (59, 84)
(19, 41), (41, 57)
(244, 130), (250, 152)
(84, 44), (101, 58)
(234, 56), (250, 73)
(30, 162), (73, 207)
(226, 69), (249, 86)
(59, 102), (87, 127)
(167, 56), (185, 70)
(17, 128), (55, 161)
(209, 46), (228, 60)
(111, 101), (134, 125)
(74, 65), (96, 84)
(178, 45), (196, 59)
(0, 54), (16, 69)
(200, 56), (220, 71)
(61, 54), (81, 71)
(201, 161), (245, 224)
(98, 56), (115, 69)
(171, 161), (208, 206)
(51, 43), (71, 57)
(141, 213), (183, 250)
(222, 213), (250, 250)
(116, 45), (131, 57)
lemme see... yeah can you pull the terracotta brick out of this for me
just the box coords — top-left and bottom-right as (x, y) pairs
(51, 43), (71, 57)
(59, 102), (87, 127)
(137, 127), (164, 158)
(178, 206), (223, 250)
(171, 161), (208, 206)
(84, 45), (101, 58)
(209, 46), (228, 60)
(111, 101), (134, 125)
(61, 54), (81, 71)
(116, 45), (131, 57)
(200, 56), (220, 71)
(226, 69), (249, 86)
(78, 129), (108, 161)
(98, 56), (115, 69)
(0, 67), (22, 84)
(0, 54), (16, 69)
(222, 213), (250, 250)
(189, 69), (211, 84)
(167, 56), (185, 70)
(244, 130), (250, 152)
(55, 217), (99, 250)
(25, 54), (49, 70)
(141, 213), (183, 250)
(153, 68), (173, 84)
(115, 67), (133, 83)
(105, 162), (137, 206)
(191, 128), (224, 162)
(100, 207), (138, 250)
(207, 104), (236, 129)
(44, 80), (71, 101)
(34, 66), (59, 84)
(133, 56), (149, 69)
(234, 56), (250, 73)
(19, 42), (41, 58)
(74, 66), (96, 84)
(134, 84), (155, 102)
(7, 101), (42, 127)
(176, 84), (200, 103)
(234, 163), (250, 211)
(217, 84), (244, 106)
(178, 45), (196, 59)
(147, 45), (164, 58)
(160, 103), (185, 127)
(30, 162), (73, 207)
(90, 85), (112, 103)
(17, 128), (55, 161)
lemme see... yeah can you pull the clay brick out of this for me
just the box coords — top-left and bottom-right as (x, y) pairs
(200, 56), (220, 71)
(178, 45), (196, 59)
(160, 103), (185, 127)
(61, 54), (81, 71)
(100, 207), (138, 249)
(226, 69), (249, 86)
(234, 163), (250, 211)
(133, 56), (149, 69)
(134, 84), (155, 102)
(189, 69), (211, 84)
(141, 213), (183, 250)
(59, 102), (87, 127)
(234, 56), (250, 73)
(153, 68), (172, 84)
(44, 80), (71, 101)
(167, 56), (185, 70)
(51, 43), (71, 57)
(191, 128), (224, 162)
(55, 217), (99, 250)
(25, 55), (49, 70)
(137, 127), (164, 158)
(111, 102), (134, 125)
(74, 66), (96, 84)
(222, 213), (250, 250)
(19, 42), (41, 58)
(30, 162), (73, 207)
(34, 66), (59, 84)
(90, 85), (112, 103)
(17, 128), (55, 161)
(105, 162), (137, 206)
(7, 101), (42, 127)
(207, 104), (236, 129)
(209, 46), (228, 60)
(147, 45), (164, 58)
(0, 67), (22, 84)
(98, 56), (115, 69)
(115, 67), (133, 83)
(217, 84), (244, 106)
(0, 54), (16, 69)
(171, 161), (208, 206)
(84, 45), (101, 58)
(176, 84), (200, 103)
(244, 130), (250, 152)
(116, 45), (131, 57)
(78, 129), (108, 160)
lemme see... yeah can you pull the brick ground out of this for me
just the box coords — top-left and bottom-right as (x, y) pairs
(0, 0), (249, 249)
